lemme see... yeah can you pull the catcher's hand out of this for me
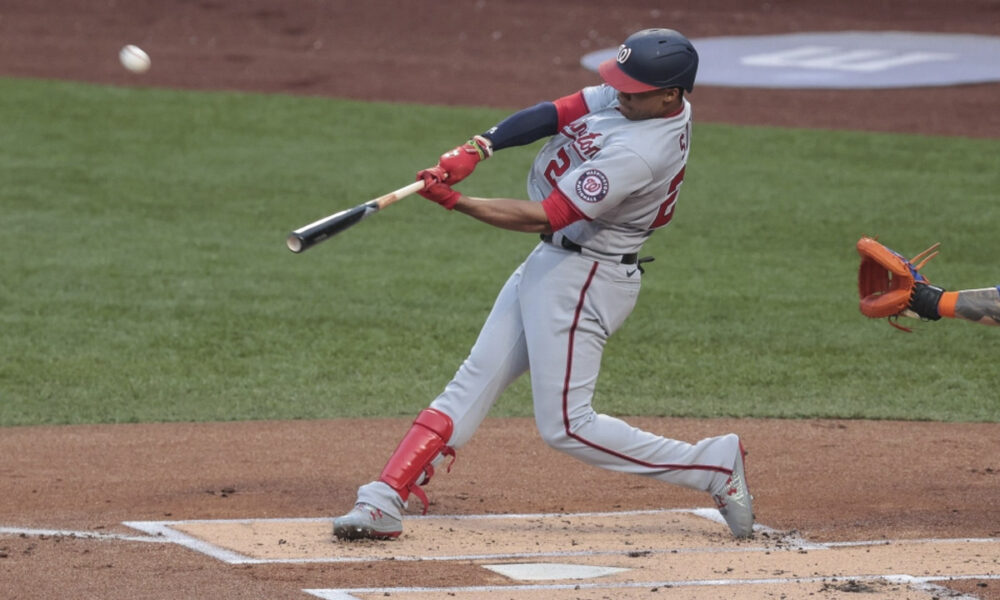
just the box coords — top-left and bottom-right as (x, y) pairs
(856, 236), (942, 331)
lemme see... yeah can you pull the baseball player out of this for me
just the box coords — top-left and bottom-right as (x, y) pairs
(334, 29), (754, 541)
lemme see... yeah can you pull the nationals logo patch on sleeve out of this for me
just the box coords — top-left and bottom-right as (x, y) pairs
(575, 169), (609, 203)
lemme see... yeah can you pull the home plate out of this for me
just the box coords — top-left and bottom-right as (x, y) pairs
(483, 563), (630, 581)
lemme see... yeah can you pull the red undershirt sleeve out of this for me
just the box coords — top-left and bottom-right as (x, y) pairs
(541, 188), (588, 231)
(552, 91), (589, 130)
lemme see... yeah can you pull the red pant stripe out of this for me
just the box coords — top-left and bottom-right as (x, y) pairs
(561, 261), (730, 475)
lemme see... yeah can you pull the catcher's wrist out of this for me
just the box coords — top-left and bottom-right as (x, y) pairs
(909, 282), (945, 320)
(937, 290), (960, 319)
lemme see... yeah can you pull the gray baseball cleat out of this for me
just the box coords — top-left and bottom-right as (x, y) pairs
(711, 438), (755, 538)
(333, 502), (402, 540)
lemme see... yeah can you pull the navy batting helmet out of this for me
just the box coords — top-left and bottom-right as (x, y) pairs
(598, 29), (699, 93)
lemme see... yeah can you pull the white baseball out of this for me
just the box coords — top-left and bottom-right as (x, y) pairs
(119, 45), (151, 74)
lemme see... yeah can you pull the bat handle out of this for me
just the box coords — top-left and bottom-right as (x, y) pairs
(373, 180), (425, 210)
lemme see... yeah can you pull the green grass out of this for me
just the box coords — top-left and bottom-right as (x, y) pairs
(1, 77), (997, 425)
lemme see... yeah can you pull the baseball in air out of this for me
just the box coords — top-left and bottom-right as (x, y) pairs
(119, 45), (151, 74)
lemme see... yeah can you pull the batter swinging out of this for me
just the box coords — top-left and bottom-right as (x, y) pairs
(334, 29), (754, 540)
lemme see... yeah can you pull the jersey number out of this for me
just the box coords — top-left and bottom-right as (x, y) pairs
(649, 166), (686, 229)
(546, 149), (685, 230)
(544, 148), (572, 188)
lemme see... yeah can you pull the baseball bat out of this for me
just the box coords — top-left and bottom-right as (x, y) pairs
(286, 180), (426, 253)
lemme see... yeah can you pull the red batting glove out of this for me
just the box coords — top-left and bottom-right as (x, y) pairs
(437, 135), (493, 185)
(417, 167), (461, 210)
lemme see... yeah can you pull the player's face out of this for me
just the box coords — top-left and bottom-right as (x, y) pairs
(616, 88), (681, 120)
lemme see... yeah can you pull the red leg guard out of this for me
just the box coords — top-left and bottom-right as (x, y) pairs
(379, 408), (456, 514)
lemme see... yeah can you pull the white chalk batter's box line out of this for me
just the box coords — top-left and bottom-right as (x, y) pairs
(115, 508), (1000, 566)
(122, 508), (763, 564)
(2, 508), (735, 561)
(303, 575), (1000, 600)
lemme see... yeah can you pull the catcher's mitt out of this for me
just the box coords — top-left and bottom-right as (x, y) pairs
(856, 236), (941, 331)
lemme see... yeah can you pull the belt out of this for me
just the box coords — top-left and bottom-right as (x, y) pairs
(540, 233), (638, 265)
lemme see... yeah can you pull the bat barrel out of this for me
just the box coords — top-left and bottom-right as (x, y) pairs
(285, 233), (308, 253)
(285, 201), (378, 253)
(286, 181), (424, 254)
(286, 221), (338, 253)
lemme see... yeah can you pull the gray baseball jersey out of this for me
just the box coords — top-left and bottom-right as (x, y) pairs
(527, 84), (692, 256)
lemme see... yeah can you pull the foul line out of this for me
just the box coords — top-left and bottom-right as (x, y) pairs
(0, 526), (170, 544)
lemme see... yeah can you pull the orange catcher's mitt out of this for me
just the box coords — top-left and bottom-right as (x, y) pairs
(856, 236), (941, 331)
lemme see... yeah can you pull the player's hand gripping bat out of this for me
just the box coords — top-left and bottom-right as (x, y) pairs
(286, 180), (426, 253)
